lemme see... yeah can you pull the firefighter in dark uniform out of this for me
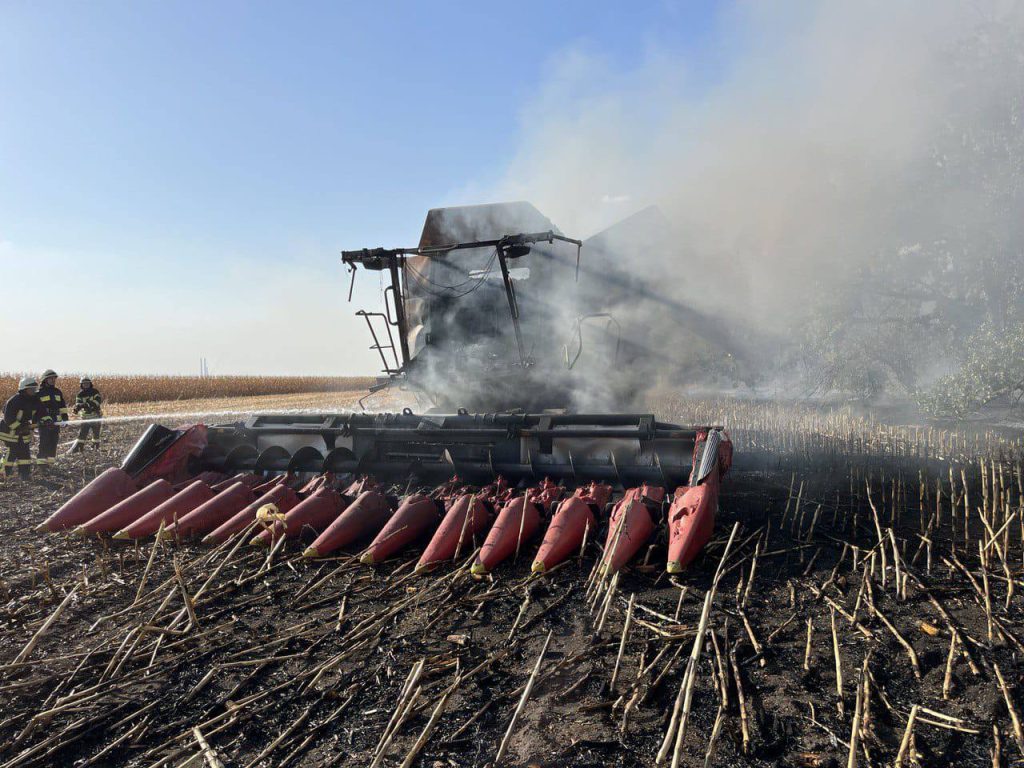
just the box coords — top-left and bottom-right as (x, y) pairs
(71, 377), (103, 452)
(36, 369), (69, 470)
(1, 377), (44, 480)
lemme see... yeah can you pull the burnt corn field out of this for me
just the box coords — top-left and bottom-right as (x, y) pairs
(1, 402), (1024, 767)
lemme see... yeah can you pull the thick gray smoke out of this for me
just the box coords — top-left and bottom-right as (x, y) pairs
(368, 2), (1024, 414)
(491, 1), (1024, 350)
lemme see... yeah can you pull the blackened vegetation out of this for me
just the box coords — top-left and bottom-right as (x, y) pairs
(0, 412), (1023, 767)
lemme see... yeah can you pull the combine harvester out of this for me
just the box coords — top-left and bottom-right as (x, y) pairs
(39, 202), (733, 575)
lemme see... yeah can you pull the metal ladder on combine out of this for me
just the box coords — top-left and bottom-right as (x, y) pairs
(356, 310), (402, 375)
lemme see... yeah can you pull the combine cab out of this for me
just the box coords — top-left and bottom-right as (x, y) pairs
(342, 202), (750, 411)
(341, 202), (591, 410)
(41, 202), (734, 573)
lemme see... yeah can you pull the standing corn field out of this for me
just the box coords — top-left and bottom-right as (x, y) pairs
(0, 374), (375, 405)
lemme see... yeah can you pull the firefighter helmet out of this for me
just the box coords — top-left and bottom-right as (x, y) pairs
(18, 376), (38, 391)
(41, 369), (57, 381)
(80, 376), (92, 385)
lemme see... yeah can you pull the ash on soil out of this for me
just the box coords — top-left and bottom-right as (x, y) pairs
(0, 424), (1017, 767)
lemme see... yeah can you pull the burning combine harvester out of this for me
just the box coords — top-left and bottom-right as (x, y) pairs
(39, 202), (733, 576)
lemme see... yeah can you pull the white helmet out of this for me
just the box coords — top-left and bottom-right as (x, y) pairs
(41, 369), (57, 381)
(18, 376), (38, 391)
(80, 376), (92, 385)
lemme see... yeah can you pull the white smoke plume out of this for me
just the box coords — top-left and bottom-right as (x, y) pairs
(491, 1), (1024, 335)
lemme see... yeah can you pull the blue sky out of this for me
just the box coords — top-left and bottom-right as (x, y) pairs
(0, 1), (727, 375)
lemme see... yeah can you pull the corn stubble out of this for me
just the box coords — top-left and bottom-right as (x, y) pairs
(3, 394), (1024, 767)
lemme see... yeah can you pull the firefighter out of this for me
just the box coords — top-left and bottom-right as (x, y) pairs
(1, 377), (43, 480)
(71, 377), (103, 452)
(36, 369), (69, 470)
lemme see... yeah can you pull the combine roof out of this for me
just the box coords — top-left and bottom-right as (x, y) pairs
(418, 201), (560, 248)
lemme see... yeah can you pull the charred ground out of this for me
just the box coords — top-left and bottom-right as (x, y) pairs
(0, 406), (1022, 767)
